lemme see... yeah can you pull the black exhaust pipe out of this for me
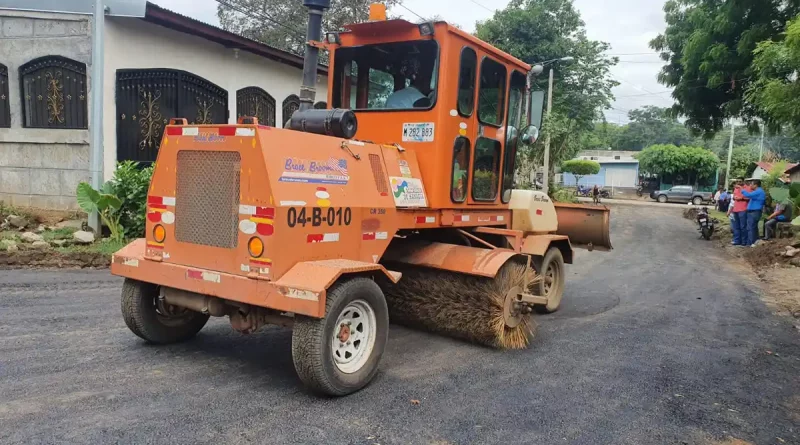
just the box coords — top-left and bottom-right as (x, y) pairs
(288, 0), (359, 139)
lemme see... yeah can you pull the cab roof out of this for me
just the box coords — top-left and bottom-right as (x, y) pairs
(341, 19), (531, 73)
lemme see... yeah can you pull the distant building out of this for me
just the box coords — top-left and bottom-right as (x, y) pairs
(786, 163), (800, 183)
(750, 162), (798, 180)
(562, 151), (640, 189)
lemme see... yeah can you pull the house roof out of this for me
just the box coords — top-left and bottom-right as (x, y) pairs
(144, 2), (327, 75)
(754, 161), (798, 173)
(786, 163), (800, 175)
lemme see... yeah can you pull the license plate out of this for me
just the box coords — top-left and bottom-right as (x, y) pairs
(699, 218), (707, 223)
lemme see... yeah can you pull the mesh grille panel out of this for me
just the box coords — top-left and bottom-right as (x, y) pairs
(175, 150), (241, 249)
(369, 154), (389, 195)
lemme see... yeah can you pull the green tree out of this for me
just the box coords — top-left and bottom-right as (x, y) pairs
(650, 0), (800, 135)
(636, 144), (719, 185)
(476, 0), (618, 181)
(561, 159), (600, 184)
(218, 0), (400, 54)
(614, 106), (693, 150)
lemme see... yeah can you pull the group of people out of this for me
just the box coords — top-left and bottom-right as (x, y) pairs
(718, 178), (794, 247)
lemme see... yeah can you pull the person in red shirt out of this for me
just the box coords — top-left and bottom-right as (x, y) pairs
(727, 178), (749, 246)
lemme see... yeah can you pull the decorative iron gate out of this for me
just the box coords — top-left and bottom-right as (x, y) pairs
(116, 69), (228, 164)
(282, 94), (300, 127)
(0, 64), (9, 128)
(236, 87), (276, 127)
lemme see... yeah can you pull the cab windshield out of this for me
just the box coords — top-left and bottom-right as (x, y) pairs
(332, 40), (439, 111)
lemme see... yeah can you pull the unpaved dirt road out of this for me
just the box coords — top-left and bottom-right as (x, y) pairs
(1, 205), (798, 444)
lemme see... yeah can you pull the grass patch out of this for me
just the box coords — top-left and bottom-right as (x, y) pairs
(56, 238), (127, 256)
(0, 231), (20, 241)
(42, 227), (78, 242)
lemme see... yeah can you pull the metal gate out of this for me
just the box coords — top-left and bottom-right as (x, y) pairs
(116, 69), (228, 164)
(236, 87), (275, 127)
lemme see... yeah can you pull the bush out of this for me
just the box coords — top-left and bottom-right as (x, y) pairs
(110, 161), (154, 238)
(561, 159), (600, 183)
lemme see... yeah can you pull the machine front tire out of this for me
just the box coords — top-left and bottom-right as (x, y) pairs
(531, 248), (566, 314)
(692, 196), (703, 206)
(292, 277), (389, 396)
(121, 279), (209, 344)
(657, 195), (668, 203)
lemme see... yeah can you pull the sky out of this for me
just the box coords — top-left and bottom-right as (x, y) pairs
(152, 0), (673, 124)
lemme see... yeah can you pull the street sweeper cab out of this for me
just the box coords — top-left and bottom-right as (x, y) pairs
(111, 0), (612, 396)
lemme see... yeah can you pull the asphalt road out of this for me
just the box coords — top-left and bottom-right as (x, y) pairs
(1, 205), (799, 445)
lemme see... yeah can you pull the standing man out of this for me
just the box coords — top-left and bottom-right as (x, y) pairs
(718, 188), (730, 213)
(728, 178), (749, 246)
(741, 179), (766, 247)
(713, 188), (722, 210)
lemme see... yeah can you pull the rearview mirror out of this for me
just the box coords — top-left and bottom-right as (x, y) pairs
(528, 90), (545, 129)
(520, 125), (539, 146)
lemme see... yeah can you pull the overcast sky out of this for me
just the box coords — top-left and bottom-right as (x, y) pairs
(153, 0), (673, 123)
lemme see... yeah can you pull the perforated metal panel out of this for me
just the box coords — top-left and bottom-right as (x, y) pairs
(175, 151), (241, 248)
(369, 154), (389, 195)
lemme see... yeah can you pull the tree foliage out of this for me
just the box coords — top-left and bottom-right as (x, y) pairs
(747, 15), (800, 133)
(650, 0), (800, 135)
(476, 0), (618, 180)
(561, 159), (600, 183)
(636, 144), (720, 185)
(218, 0), (399, 54)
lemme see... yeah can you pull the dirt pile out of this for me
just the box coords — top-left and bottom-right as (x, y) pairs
(742, 240), (800, 269)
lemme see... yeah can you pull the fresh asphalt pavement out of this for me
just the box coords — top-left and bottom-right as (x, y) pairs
(1, 205), (798, 445)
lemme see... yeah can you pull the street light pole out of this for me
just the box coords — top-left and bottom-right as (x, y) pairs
(758, 124), (765, 162)
(89, 0), (106, 232)
(542, 67), (554, 195)
(724, 122), (735, 188)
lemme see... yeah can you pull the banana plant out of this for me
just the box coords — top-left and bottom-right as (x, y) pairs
(76, 181), (124, 241)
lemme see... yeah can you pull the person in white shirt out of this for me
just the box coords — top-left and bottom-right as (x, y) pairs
(385, 71), (433, 109)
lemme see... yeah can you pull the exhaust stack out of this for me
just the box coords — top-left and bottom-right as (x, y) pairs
(299, 0), (330, 111)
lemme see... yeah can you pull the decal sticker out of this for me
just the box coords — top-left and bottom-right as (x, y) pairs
(454, 215), (471, 222)
(239, 219), (257, 235)
(182, 127), (199, 136)
(280, 157), (350, 185)
(348, 140), (366, 146)
(362, 232), (387, 241)
(162, 197), (176, 206)
(241, 264), (251, 273)
(390, 177), (428, 207)
(146, 242), (164, 249)
(194, 132), (225, 143)
(286, 288), (319, 302)
(162, 252), (170, 259)
(459, 122), (468, 129)
(161, 211), (175, 225)
(307, 233), (340, 243)
(235, 128), (256, 137)
(398, 160), (412, 178)
(415, 216), (436, 224)
(288, 207), (352, 228)
(280, 201), (307, 207)
(459, 128), (467, 136)
(449, 109), (458, 117)
(187, 269), (221, 283)
(402, 122), (435, 142)
(315, 187), (332, 207)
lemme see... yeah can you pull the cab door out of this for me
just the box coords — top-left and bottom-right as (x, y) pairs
(448, 46), (479, 206)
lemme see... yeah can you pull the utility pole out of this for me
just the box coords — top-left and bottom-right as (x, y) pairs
(724, 122), (735, 188)
(542, 67), (554, 195)
(758, 124), (765, 162)
(89, 0), (106, 232)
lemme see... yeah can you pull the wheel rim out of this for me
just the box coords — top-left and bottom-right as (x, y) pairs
(153, 289), (194, 327)
(543, 260), (563, 307)
(331, 299), (377, 374)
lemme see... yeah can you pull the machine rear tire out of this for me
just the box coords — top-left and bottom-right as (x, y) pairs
(657, 195), (668, 203)
(692, 196), (703, 205)
(531, 248), (566, 314)
(121, 279), (209, 344)
(292, 277), (389, 396)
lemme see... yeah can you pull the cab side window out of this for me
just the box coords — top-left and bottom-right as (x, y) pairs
(457, 48), (477, 116)
(472, 137), (501, 201)
(502, 71), (527, 203)
(451, 137), (471, 202)
(477, 58), (507, 127)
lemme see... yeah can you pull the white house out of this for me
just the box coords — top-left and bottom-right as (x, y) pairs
(561, 150), (640, 189)
(0, 2), (328, 209)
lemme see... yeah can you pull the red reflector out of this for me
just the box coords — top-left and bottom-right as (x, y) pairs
(147, 196), (163, 204)
(256, 223), (274, 236)
(147, 211), (162, 223)
(536, 209), (543, 215)
(255, 207), (275, 218)
(166, 127), (182, 136)
(187, 270), (203, 280)
(218, 127), (236, 136)
(362, 232), (376, 241)
(307, 234), (324, 243)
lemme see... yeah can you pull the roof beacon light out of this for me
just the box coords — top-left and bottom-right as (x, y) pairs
(369, 3), (387, 21)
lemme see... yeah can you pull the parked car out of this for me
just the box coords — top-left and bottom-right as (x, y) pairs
(650, 186), (713, 205)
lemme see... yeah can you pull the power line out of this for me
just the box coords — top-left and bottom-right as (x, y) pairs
(465, 0), (494, 13)
(214, 0), (305, 41)
(396, 2), (426, 21)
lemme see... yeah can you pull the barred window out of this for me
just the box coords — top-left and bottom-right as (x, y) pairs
(236, 87), (276, 127)
(20, 56), (88, 129)
(282, 94), (300, 127)
(0, 64), (9, 128)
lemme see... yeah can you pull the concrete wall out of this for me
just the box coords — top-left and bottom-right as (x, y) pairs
(102, 17), (328, 180)
(0, 10), (92, 209)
